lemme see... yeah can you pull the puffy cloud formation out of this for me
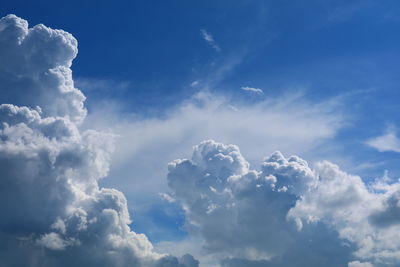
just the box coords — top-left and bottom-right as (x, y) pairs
(86, 89), (342, 210)
(168, 140), (400, 266)
(0, 14), (86, 124)
(0, 14), (198, 267)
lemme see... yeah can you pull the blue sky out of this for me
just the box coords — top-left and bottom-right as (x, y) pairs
(4, 0), (400, 165)
(2, 1), (400, 266)
(5, 0), (400, 107)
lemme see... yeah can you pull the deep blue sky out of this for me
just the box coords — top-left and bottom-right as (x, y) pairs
(3, 0), (400, 243)
(6, 0), (400, 113)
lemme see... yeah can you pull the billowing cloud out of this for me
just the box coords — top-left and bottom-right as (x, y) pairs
(0, 14), (197, 267)
(85, 91), (343, 203)
(240, 86), (263, 94)
(0, 15), (85, 124)
(366, 128), (400, 153)
(200, 29), (221, 52)
(82, 88), (344, 254)
(167, 140), (400, 266)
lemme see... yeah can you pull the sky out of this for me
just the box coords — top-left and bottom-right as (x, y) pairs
(1, 1), (400, 266)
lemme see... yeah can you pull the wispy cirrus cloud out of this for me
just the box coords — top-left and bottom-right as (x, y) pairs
(85, 90), (344, 209)
(200, 29), (221, 52)
(241, 86), (264, 94)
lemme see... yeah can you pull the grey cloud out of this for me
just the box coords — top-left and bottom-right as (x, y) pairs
(168, 140), (400, 266)
(348, 261), (374, 267)
(156, 254), (199, 267)
(369, 191), (400, 228)
(167, 140), (352, 266)
(0, 14), (196, 267)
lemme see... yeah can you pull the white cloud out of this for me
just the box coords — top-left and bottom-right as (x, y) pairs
(366, 128), (400, 153)
(200, 29), (221, 52)
(241, 86), (264, 94)
(3, 13), (392, 267)
(85, 91), (343, 207)
(348, 261), (374, 267)
(0, 14), (196, 267)
(167, 139), (400, 266)
(0, 15), (86, 124)
(81, 89), (344, 265)
(191, 80), (200, 87)
(36, 232), (76, 251)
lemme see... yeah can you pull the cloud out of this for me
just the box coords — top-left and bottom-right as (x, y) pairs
(80, 88), (345, 266)
(84, 91), (343, 209)
(0, 14), (196, 267)
(0, 15), (85, 124)
(348, 261), (374, 267)
(200, 29), (221, 52)
(167, 139), (400, 266)
(366, 128), (400, 153)
(240, 86), (263, 94)
(155, 237), (220, 267)
(190, 80), (200, 87)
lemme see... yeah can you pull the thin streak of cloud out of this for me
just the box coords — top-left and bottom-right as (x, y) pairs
(190, 80), (200, 87)
(241, 86), (264, 94)
(200, 29), (221, 52)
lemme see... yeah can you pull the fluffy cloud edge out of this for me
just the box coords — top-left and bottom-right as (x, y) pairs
(166, 139), (400, 266)
(0, 14), (198, 267)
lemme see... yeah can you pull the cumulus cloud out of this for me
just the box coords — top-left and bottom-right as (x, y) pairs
(200, 29), (221, 52)
(82, 90), (343, 234)
(167, 140), (400, 266)
(0, 14), (196, 267)
(240, 86), (263, 94)
(366, 128), (400, 153)
(0, 15), (85, 124)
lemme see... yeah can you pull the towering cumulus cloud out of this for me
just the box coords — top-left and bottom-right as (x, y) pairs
(168, 140), (400, 266)
(0, 15), (197, 267)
